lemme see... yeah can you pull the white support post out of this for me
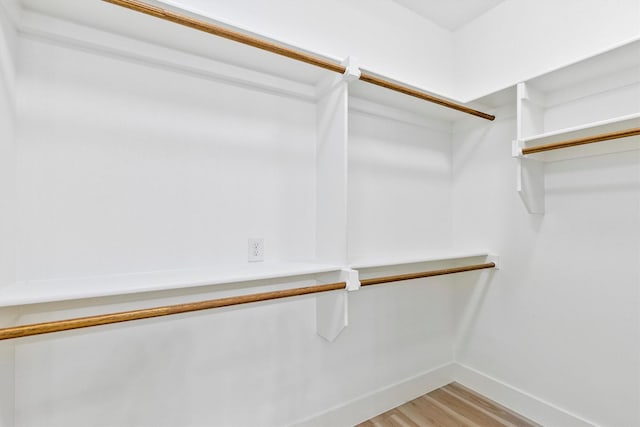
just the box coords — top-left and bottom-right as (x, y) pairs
(314, 56), (355, 343)
(515, 82), (546, 214)
(517, 82), (545, 139)
(315, 68), (349, 265)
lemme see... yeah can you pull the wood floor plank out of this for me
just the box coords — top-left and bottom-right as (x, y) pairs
(389, 401), (437, 426)
(444, 383), (541, 427)
(428, 388), (507, 427)
(406, 396), (477, 427)
(366, 408), (420, 427)
(385, 410), (421, 427)
(358, 382), (541, 427)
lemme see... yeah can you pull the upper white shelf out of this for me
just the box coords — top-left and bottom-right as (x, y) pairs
(0, 262), (343, 307)
(21, 0), (334, 88)
(18, 0), (491, 122)
(520, 113), (640, 162)
(526, 39), (640, 93)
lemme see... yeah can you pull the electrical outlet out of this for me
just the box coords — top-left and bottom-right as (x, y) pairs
(248, 238), (264, 262)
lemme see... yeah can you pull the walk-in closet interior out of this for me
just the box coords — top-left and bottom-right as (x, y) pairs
(0, 0), (638, 426)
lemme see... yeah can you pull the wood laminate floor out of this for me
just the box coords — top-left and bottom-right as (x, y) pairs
(357, 382), (541, 427)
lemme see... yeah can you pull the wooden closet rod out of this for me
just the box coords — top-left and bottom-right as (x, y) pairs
(102, 0), (495, 121)
(522, 127), (640, 155)
(360, 262), (496, 287)
(0, 282), (346, 341)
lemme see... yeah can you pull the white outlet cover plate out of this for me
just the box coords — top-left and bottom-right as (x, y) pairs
(248, 238), (264, 262)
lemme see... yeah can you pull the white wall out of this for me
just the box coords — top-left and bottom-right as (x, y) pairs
(13, 272), (460, 427)
(348, 110), (452, 261)
(454, 0), (640, 101)
(158, 0), (456, 96)
(15, 36), (317, 281)
(0, 3), (18, 426)
(0, 0), (17, 290)
(452, 112), (640, 426)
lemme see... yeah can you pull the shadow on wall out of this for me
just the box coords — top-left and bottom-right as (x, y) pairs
(453, 270), (494, 358)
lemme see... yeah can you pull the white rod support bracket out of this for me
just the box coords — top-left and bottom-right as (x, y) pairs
(316, 292), (348, 342)
(340, 268), (360, 291)
(487, 254), (501, 270)
(342, 56), (361, 81)
(315, 269), (353, 342)
(512, 140), (524, 157)
(517, 157), (545, 214)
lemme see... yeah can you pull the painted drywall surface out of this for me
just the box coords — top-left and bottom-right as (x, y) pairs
(0, 309), (16, 427)
(15, 36), (317, 281)
(158, 0), (455, 97)
(0, 0), (17, 91)
(453, 0), (640, 101)
(0, 4), (17, 426)
(451, 114), (640, 426)
(13, 274), (457, 426)
(0, 71), (15, 427)
(0, 0), (16, 290)
(348, 110), (452, 261)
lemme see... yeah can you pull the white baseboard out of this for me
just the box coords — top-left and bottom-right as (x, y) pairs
(292, 362), (455, 427)
(293, 362), (598, 427)
(454, 363), (596, 427)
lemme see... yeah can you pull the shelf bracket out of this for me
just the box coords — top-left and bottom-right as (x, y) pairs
(341, 268), (360, 291)
(513, 139), (545, 214)
(512, 139), (524, 158)
(487, 254), (501, 270)
(516, 156), (545, 214)
(315, 56), (360, 99)
(316, 291), (348, 342)
(342, 56), (361, 81)
(315, 268), (358, 342)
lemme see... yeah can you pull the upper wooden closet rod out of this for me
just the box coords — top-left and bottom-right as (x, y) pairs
(101, 0), (495, 121)
(0, 261), (495, 341)
(522, 128), (640, 155)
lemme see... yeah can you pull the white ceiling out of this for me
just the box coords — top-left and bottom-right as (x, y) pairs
(393, 0), (507, 31)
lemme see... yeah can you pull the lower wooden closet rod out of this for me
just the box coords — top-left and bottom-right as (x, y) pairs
(0, 282), (346, 341)
(360, 262), (496, 286)
(0, 262), (496, 341)
(101, 0), (495, 121)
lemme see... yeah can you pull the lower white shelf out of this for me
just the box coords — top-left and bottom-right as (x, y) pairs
(0, 252), (499, 343)
(0, 262), (343, 308)
(350, 251), (493, 270)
